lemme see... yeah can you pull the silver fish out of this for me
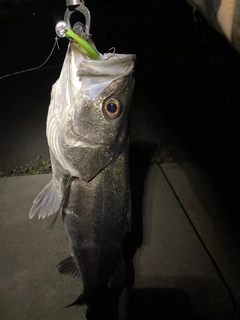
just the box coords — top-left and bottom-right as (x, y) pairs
(29, 43), (136, 310)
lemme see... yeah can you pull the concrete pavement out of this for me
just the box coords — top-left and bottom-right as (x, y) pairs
(1, 163), (239, 319)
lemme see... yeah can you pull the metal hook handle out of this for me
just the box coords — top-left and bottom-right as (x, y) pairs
(64, 0), (91, 38)
(66, 0), (82, 6)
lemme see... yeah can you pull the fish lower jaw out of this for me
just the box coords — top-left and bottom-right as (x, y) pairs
(65, 140), (102, 148)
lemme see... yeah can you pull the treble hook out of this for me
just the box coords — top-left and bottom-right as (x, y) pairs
(64, 0), (91, 39)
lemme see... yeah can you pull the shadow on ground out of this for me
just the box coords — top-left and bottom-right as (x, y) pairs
(125, 287), (193, 320)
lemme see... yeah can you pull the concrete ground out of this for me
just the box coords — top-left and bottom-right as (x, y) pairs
(1, 162), (240, 319)
(1, 69), (240, 320)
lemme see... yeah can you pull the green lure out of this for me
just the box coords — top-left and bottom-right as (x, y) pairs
(65, 28), (100, 60)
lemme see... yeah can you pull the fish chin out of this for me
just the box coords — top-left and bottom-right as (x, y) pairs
(64, 139), (101, 148)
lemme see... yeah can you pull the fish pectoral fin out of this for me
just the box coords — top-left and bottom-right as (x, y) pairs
(57, 255), (80, 278)
(29, 180), (61, 220)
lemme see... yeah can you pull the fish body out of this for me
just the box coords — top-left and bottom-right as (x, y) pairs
(29, 43), (135, 309)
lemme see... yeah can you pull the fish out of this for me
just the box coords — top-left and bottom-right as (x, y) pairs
(29, 42), (136, 313)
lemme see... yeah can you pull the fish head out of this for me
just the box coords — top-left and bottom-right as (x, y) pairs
(51, 46), (136, 181)
(71, 72), (134, 150)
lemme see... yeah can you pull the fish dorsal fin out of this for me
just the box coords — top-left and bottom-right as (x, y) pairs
(57, 255), (80, 278)
(29, 180), (61, 220)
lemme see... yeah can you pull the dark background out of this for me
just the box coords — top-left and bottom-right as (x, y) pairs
(1, 0), (240, 214)
(1, 2), (240, 318)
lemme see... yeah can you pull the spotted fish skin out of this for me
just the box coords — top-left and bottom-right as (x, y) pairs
(29, 43), (136, 309)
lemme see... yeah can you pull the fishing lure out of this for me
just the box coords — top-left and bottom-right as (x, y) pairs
(0, 0), (100, 80)
(55, 0), (100, 60)
(55, 20), (100, 60)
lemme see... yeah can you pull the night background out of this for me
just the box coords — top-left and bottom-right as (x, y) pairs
(1, 0), (240, 318)
(1, 0), (240, 227)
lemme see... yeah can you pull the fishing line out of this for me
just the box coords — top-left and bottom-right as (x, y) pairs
(0, 37), (60, 81)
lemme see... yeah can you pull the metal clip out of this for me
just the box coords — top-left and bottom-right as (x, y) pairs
(66, 0), (81, 5)
(64, 0), (91, 39)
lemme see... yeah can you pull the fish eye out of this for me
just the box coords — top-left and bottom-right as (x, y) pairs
(103, 98), (121, 119)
